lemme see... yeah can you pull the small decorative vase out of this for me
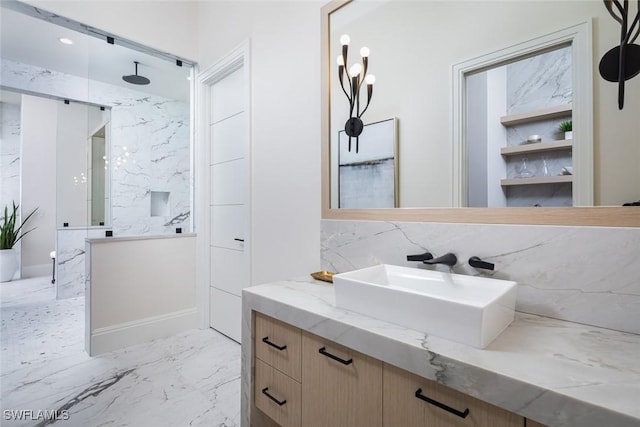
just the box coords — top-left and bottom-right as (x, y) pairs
(0, 248), (17, 282)
(564, 131), (573, 140)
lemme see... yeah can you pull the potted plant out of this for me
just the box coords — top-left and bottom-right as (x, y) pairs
(559, 120), (572, 140)
(0, 202), (38, 282)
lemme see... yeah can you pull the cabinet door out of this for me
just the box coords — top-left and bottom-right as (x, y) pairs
(301, 332), (382, 427)
(255, 359), (301, 427)
(255, 312), (302, 382)
(383, 363), (524, 427)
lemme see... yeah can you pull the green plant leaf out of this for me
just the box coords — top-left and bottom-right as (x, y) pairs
(0, 202), (38, 249)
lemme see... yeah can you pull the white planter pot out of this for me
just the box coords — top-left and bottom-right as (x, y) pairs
(564, 131), (573, 140)
(0, 248), (17, 282)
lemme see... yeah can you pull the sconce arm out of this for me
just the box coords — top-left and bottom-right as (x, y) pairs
(338, 67), (352, 103)
(604, 0), (625, 24)
(626, 2), (639, 43)
(358, 84), (373, 118)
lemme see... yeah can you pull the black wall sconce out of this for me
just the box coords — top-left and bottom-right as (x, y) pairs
(599, 0), (640, 109)
(336, 34), (375, 153)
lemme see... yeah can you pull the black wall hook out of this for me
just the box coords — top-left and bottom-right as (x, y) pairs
(599, 0), (640, 109)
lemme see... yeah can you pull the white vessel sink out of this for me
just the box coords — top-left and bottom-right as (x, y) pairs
(333, 264), (517, 348)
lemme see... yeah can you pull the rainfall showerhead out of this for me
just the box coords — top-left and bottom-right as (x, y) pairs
(122, 61), (150, 85)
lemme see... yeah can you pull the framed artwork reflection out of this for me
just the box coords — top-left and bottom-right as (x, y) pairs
(338, 117), (398, 208)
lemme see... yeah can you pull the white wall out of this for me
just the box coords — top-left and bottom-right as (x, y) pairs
(20, 94), (56, 274)
(197, 1), (322, 285)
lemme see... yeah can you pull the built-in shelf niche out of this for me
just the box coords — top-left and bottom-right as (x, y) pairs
(150, 191), (170, 217)
(500, 103), (572, 126)
(500, 139), (572, 156)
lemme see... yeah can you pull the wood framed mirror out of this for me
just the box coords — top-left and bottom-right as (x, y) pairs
(321, 0), (639, 227)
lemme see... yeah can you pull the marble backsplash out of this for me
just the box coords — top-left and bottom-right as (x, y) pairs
(320, 219), (640, 335)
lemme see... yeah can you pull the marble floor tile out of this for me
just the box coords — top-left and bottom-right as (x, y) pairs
(1, 276), (241, 426)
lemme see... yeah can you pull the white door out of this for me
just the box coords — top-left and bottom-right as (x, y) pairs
(208, 63), (250, 342)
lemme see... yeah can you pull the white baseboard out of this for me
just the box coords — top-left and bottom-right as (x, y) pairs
(89, 307), (198, 356)
(22, 263), (52, 279)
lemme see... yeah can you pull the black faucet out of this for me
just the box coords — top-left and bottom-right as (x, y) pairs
(423, 253), (457, 267)
(406, 251), (433, 262)
(468, 256), (494, 270)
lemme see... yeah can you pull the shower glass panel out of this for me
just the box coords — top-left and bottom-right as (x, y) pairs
(2, 0), (194, 238)
(55, 100), (111, 228)
(87, 33), (193, 235)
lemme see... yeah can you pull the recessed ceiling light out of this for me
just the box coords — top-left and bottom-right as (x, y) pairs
(59, 37), (74, 45)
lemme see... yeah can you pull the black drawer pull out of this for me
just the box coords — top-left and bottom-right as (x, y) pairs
(234, 238), (245, 242)
(262, 387), (287, 406)
(262, 336), (287, 351)
(318, 346), (353, 365)
(415, 388), (470, 419)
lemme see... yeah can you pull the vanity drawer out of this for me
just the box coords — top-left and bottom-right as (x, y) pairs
(255, 312), (302, 381)
(382, 363), (524, 427)
(255, 358), (301, 427)
(301, 331), (383, 427)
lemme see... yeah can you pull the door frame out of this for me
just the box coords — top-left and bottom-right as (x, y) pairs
(196, 40), (252, 329)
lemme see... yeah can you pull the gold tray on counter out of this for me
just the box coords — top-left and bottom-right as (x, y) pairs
(310, 271), (335, 283)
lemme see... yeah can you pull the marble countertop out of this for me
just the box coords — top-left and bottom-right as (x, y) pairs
(242, 277), (640, 427)
(86, 233), (195, 243)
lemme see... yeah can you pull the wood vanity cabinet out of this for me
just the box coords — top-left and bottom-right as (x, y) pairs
(253, 311), (545, 427)
(254, 313), (302, 427)
(382, 363), (523, 427)
(301, 331), (382, 427)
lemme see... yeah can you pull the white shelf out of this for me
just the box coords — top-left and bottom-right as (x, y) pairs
(501, 175), (573, 186)
(500, 104), (572, 126)
(501, 140), (572, 156)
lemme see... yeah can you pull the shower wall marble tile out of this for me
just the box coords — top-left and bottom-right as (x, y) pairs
(507, 46), (572, 115)
(0, 101), (22, 277)
(0, 101), (21, 210)
(505, 46), (573, 207)
(320, 219), (640, 335)
(1, 59), (191, 235)
(56, 228), (108, 299)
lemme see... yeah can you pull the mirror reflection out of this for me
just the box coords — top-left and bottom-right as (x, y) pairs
(329, 1), (640, 209)
(89, 119), (109, 226)
(465, 45), (574, 207)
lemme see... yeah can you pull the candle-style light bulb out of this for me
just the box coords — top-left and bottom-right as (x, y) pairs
(365, 74), (376, 85)
(360, 46), (370, 57)
(340, 34), (350, 45)
(336, 55), (344, 66)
